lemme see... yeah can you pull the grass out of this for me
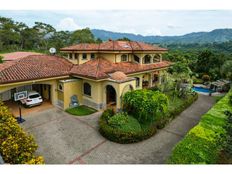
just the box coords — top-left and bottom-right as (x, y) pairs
(119, 116), (142, 133)
(66, 105), (97, 116)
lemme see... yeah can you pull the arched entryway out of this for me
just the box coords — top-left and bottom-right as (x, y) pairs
(106, 85), (117, 109)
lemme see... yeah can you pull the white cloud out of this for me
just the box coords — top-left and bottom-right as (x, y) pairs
(56, 17), (80, 31)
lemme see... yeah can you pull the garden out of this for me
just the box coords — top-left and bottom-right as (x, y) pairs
(99, 79), (198, 144)
(168, 90), (232, 164)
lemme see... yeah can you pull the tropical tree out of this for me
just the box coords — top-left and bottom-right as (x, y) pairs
(221, 60), (232, 81)
(123, 90), (168, 124)
(70, 28), (96, 44)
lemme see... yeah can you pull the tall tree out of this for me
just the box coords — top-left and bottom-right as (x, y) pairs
(70, 28), (96, 44)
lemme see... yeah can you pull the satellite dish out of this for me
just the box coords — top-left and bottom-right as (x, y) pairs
(49, 47), (56, 54)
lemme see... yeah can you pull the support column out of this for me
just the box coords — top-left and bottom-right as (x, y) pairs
(159, 54), (162, 62)
(149, 73), (153, 87)
(158, 73), (162, 84)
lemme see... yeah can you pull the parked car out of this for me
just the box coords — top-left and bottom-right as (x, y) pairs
(20, 91), (43, 107)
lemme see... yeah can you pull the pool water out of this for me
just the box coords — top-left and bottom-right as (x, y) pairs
(192, 86), (214, 93)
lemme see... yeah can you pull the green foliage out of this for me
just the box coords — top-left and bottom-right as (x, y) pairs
(222, 110), (232, 159)
(0, 55), (3, 63)
(157, 91), (198, 129)
(108, 112), (141, 133)
(202, 74), (210, 82)
(101, 109), (115, 122)
(99, 111), (156, 144)
(108, 112), (129, 128)
(0, 102), (44, 164)
(221, 60), (232, 81)
(168, 91), (232, 164)
(0, 16), (100, 52)
(192, 76), (203, 84)
(168, 61), (191, 75)
(117, 37), (131, 41)
(70, 28), (96, 44)
(123, 90), (168, 123)
(65, 105), (96, 116)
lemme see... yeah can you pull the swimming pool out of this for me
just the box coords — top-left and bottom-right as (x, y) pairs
(192, 86), (214, 93)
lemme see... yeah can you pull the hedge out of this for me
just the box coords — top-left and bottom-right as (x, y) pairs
(0, 102), (44, 164)
(99, 109), (156, 144)
(168, 92), (232, 164)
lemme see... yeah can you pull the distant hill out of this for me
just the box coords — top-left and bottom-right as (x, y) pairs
(91, 28), (232, 44)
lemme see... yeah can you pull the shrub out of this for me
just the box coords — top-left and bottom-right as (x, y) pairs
(192, 76), (203, 84)
(101, 109), (115, 122)
(202, 74), (210, 82)
(229, 94), (232, 105)
(108, 112), (142, 133)
(157, 92), (198, 129)
(0, 102), (44, 164)
(168, 91), (232, 164)
(108, 112), (129, 128)
(123, 89), (168, 124)
(99, 111), (156, 144)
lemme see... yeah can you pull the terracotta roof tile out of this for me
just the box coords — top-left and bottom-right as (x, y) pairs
(71, 58), (171, 79)
(1, 52), (43, 61)
(61, 40), (167, 52)
(0, 55), (73, 84)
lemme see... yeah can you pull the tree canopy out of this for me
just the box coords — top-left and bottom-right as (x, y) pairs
(0, 16), (101, 53)
(123, 90), (168, 123)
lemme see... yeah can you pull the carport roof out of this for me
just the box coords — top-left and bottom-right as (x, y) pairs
(0, 55), (73, 84)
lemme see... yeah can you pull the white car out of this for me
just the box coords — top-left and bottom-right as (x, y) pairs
(20, 91), (43, 107)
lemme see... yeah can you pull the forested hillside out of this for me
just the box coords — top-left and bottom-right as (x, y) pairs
(92, 28), (232, 44)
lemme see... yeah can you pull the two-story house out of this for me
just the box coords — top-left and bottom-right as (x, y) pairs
(0, 40), (171, 112)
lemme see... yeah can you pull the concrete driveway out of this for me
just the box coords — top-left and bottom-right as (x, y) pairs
(21, 95), (215, 164)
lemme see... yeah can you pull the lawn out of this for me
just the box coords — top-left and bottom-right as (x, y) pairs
(118, 116), (142, 133)
(66, 105), (97, 116)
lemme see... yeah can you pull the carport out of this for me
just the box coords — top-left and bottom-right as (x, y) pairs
(0, 83), (54, 116)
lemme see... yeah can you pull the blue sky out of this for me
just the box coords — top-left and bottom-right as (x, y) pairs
(1, 10), (232, 36)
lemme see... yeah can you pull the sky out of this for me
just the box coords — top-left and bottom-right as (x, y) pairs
(1, 10), (232, 36)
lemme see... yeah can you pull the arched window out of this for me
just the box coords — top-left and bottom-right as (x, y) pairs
(153, 54), (160, 63)
(135, 77), (140, 87)
(121, 54), (128, 62)
(143, 55), (152, 64)
(134, 55), (140, 63)
(83, 83), (91, 96)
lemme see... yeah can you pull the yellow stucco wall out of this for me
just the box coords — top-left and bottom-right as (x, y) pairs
(0, 76), (70, 106)
(62, 79), (83, 109)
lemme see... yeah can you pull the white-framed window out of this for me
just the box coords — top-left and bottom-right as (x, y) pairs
(83, 82), (91, 96)
(121, 54), (128, 62)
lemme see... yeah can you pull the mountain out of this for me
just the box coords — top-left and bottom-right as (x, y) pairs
(91, 29), (232, 44)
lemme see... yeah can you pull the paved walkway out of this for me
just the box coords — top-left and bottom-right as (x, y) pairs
(21, 94), (215, 164)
